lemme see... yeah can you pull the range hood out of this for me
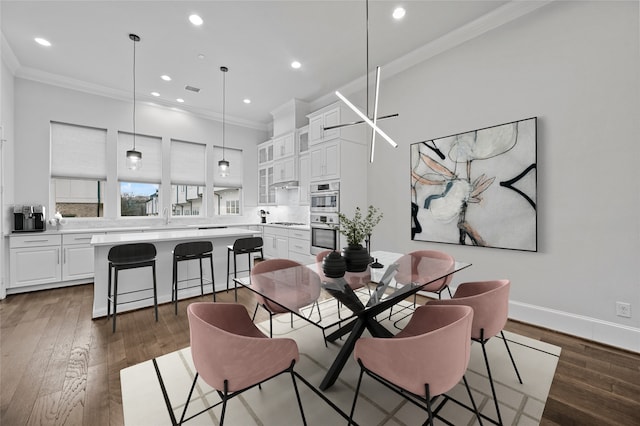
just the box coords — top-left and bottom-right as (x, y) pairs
(270, 180), (299, 189)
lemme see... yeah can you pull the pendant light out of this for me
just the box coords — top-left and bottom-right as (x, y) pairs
(218, 66), (230, 177)
(126, 33), (142, 170)
(328, 0), (398, 162)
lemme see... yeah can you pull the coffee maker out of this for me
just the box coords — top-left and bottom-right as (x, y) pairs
(13, 205), (46, 232)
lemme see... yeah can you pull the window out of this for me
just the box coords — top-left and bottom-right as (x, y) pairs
(118, 132), (162, 217)
(213, 147), (243, 215)
(170, 140), (206, 217)
(50, 121), (107, 218)
(120, 182), (159, 217)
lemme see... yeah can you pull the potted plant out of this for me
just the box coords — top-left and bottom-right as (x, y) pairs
(334, 205), (383, 272)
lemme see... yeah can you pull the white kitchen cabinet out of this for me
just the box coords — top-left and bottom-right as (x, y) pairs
(258, 140), (273, 165)
(273, 132), (295, 160)
(258, 165), (276, 204)
(299, 154), (310, 205)
(9, 234), (62, 288)
(297, 126), (309, 155)
(273, 156), (297, 183)
(262, 226), (289, 259)
(308, 108), (339, 145)
(288, 229), (313, 264)
(310, 140), (340, 182)
(62, 233), (99, 281)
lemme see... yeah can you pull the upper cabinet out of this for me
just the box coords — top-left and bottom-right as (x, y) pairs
(258, 140), (273, 165)
(273, 132), (295, 160)
(307, 102), (364, 146)
(297, 126), (309, 155)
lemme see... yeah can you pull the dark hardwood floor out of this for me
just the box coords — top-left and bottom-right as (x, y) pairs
(1, 284), (638, 425)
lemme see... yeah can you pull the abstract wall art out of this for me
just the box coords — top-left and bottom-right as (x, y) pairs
(410, 117), (537, 252)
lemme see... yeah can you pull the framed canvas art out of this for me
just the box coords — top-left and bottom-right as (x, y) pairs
(410, 117), (537, 252)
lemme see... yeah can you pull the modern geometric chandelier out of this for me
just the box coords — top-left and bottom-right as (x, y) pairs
(327, 0), (399, 163)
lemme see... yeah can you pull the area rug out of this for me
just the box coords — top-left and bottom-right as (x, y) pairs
(121, 297), (560, 425)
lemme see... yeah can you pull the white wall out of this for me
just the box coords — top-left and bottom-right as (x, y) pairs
(12, 78), (267, 222)
(366, 1), (640, 351)
(1, 51), (16, 299)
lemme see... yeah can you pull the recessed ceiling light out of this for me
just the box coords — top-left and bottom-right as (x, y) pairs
(161, 75), (172, 81)
(189, 14), (203, 26)
(34, 37), (51, 47)
(392, 7), (406, 20)
(291, 61), (301, 69)
(197, 53), (205, 60)
(243, 99), (251, 104)
(176, 98), (185, 103)
(151, 92), (160, 97)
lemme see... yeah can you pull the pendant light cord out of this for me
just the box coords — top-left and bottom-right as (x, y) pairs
(132, 34), (137, 151)
(365, 0), (369, 119)
(222, 68), (226, 159)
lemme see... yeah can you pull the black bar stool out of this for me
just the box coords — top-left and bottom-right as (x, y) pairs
(226, 237), (264, 301)
(172, 241), (215, 314)
(107, 243), (157, 333)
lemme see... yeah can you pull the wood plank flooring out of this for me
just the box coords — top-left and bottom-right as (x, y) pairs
(1, 284), (638, 425)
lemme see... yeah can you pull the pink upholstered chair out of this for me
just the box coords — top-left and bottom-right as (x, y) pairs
(183, 302), (305, 425)
(388, 250), (455, 319)
(429, 279), (522, 425)
(349, 305), (482, 426)
(250, 258), (321, 337)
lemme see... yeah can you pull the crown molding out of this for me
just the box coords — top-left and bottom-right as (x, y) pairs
(13, 66), (268, 131)
(1, 33), (20, 75)
(311, 0), (555, 110)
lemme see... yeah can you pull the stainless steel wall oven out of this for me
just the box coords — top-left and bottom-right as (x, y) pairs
(310, 213), (339, 255)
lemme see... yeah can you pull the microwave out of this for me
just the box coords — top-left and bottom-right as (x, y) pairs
(310, 182), (340, 213)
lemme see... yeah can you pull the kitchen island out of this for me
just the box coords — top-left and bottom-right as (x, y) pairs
(90, 227), (260, 318)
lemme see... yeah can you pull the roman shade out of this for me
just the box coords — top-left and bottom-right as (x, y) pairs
(118, 132), (162, 183)
(170, 139), (206, 185)
(50, 121), (107, 179)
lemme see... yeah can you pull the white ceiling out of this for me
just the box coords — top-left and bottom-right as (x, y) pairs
(2, 0), (521, 129)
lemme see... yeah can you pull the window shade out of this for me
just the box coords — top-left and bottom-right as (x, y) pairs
(213, 146), (243, 187)
(170, 140), (206, 185)
(118, 132), (162, 183)
(51, 121), (107, 179)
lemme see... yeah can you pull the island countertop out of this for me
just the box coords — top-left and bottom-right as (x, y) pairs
(90, 227), (258, 246)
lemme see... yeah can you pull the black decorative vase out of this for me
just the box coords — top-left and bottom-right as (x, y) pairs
(322, 250), (346, 278)
(341, 244), (370, 272)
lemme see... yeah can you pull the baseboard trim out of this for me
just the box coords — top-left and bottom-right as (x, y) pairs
(509, 300), (640, 353)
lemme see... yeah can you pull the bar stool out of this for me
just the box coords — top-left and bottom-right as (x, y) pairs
(107, 243), (157, 333)
(226, 237), (264, 301)
(172, 241), (215, 315)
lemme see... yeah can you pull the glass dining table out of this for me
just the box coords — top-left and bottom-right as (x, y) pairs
(233, 250), (471, 390)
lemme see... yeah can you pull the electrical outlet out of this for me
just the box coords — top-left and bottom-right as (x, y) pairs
(616, 302), (631, 318)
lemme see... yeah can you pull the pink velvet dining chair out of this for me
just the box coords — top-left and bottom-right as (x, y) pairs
(250, 258), (322, 337)
(429, 279), (522, 425)
(388, 250), (455, 319)
(182, 302), (306, 425)
(348, 304), (482, 426)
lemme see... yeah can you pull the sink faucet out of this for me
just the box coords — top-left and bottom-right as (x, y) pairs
(163, 207), (170, 225)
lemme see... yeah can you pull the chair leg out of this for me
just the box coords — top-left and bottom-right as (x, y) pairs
(199, 257), (204, 296)
(112, 267), (118, 333)
(233, 253), (239, 302)
(173, 256), (178, 315)
(424, 383), (434, 426)
(462, 374), (483, 426)
(226, 248), (231, 292)
(500, 331), (523, 384)
(480, 336), (504, 425)
(252, 303), (260, 321)
(152, 262), (158, 322)
(348, 367), (365, 425)
(209, 255), (216, 302)
(179, 372), (199, 425)
(107, 263), (112, 320)
(220, 380), (229, 426)
(289, 368), (307, 426)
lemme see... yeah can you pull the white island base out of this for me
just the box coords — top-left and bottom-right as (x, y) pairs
(90, 227), (260, 319)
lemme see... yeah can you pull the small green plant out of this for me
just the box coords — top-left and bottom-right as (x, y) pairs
(334, 205), (383, 246)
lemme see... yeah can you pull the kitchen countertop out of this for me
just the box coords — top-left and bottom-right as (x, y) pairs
(90, 227), (260, 246)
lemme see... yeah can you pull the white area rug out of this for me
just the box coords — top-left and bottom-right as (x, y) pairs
(121, 297), (560, 425)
